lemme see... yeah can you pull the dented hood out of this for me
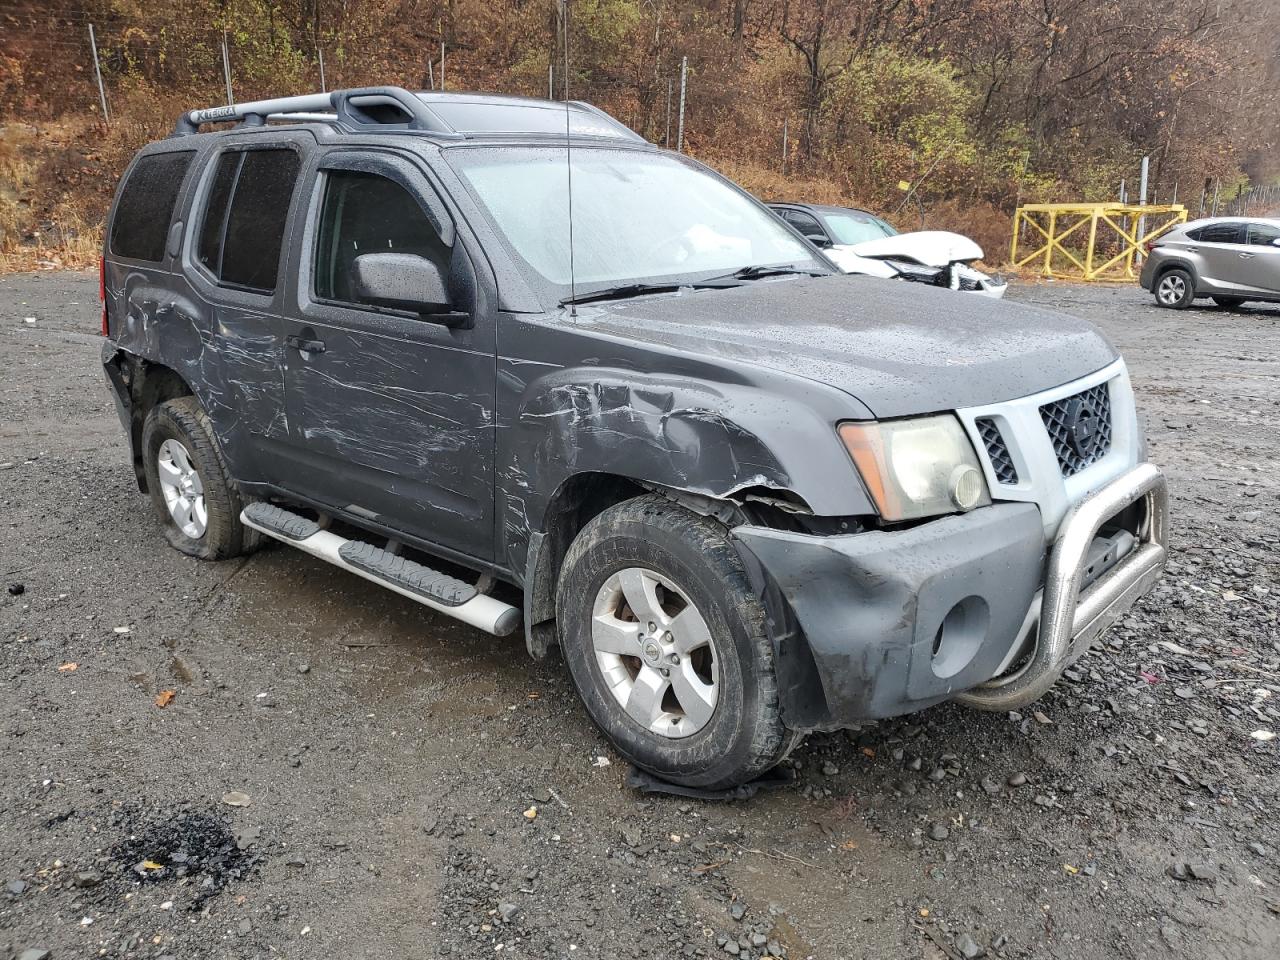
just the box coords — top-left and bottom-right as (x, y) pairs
(848, 230), (984, 266)
(579, 274), (1117, 419)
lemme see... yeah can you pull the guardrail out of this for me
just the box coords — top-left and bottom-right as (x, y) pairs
(1010, 202), (1188, 281)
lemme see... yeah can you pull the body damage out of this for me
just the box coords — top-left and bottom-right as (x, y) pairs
(103, 265), (289, 488)
(826, 232), (1008, 299)
(493, 310), (880, 592)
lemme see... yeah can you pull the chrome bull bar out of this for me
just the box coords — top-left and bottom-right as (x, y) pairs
(957, 462), (1169, 711)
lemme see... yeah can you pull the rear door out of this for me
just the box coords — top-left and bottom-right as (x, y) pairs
(1187, 222), (1247, 291)
(277, 148), (497, 561)
(173, 134), (309, 483)
(1238, 222), (1280, 294)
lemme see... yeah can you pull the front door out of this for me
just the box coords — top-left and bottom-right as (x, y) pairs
(277, 150), (496, 561)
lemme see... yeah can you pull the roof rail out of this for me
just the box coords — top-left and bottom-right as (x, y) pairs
(174, 86), (461, 137)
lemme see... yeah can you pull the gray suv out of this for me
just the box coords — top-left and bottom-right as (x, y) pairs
(1141, 216), (1280, 308)
(101, 87), (1168, 789)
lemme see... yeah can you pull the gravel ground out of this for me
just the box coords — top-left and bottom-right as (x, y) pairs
(1, 271), (1278, 960)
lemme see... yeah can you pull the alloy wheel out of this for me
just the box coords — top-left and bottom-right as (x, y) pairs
(156, 438), (207, 538)
(1157, 274), (1186, 306)
(590, 567), (719, 739)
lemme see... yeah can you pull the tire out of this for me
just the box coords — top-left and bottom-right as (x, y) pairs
(1153, 268), (1195, 309)
(555, 494), (798, 789)
(1212, 296), (1246, 309)
(140, 396), (252, 560)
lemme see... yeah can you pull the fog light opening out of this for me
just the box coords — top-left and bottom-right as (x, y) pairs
(931, 596), (990, 679)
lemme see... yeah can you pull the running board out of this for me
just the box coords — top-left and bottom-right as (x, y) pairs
(241, 503), (520, 637)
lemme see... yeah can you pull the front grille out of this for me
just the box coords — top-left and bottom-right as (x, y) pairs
(1040, 382), (1112, 477)
(975, 418), (1019, 484)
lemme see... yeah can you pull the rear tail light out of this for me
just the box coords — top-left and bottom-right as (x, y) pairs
(1143, 239), (1157, 255)
(99, 257), (108, 336)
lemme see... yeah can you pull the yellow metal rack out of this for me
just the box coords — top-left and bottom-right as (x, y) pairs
(1010, 202), (1188, 281)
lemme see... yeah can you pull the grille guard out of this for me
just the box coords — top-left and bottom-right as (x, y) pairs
(956, 462), (1169, 711)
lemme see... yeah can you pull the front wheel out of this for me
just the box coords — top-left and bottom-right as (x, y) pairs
(1153, 268), (1195, 309)
(556, 495), (797, 789)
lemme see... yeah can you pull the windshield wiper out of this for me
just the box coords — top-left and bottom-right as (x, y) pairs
(559, 283), (686, 307)
(704, 264), (817, 283)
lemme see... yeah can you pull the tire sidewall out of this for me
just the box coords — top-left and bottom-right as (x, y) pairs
(141, 399), (240, 560)
(557, 502), (775, 788)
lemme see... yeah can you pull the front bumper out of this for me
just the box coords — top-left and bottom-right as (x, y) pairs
(734, 463), (1168, 730)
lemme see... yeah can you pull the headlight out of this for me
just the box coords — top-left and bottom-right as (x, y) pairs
(839, 415), (991, 522)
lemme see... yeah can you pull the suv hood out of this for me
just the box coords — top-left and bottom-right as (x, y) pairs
(577, 274), (1117, 418)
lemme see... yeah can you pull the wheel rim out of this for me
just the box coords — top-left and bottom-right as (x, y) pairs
(157, 438), (207, 539)
(591, 567), (719, 739)
(1157, 275), (1185, 305)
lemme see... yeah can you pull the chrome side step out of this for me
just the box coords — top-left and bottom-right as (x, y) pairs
(241, 503), (521, 637)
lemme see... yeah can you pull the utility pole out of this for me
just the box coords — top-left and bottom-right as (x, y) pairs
(676, 56), (688, 153)
(87, 24), (109, 122)
(782, 116), (788, 170)
(221, 31), (233, 105)
(440, 42), (446, 90)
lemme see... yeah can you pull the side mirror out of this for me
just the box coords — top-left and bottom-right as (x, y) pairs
(351, 252), (466, 324)
(1272, 237), (1280, 247)
(803, 232), (832, 248)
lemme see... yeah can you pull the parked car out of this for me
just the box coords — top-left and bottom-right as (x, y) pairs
(768, 201), (1008, 298)
(1142, 216), (1280, 309)
(101, 87), (1167, 789)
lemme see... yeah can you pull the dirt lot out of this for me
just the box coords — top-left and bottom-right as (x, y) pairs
(1, 272), (1278, 960)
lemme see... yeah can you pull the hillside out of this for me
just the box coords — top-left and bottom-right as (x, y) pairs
(2, 0), (1278, 268)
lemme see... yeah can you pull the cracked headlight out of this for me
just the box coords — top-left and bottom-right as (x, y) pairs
(839, 415), (991, 522)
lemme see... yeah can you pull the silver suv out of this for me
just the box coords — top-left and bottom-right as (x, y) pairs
(1141, 216), (1280, 308)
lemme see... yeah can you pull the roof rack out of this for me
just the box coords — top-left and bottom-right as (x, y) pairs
(174, 86), (462, 137)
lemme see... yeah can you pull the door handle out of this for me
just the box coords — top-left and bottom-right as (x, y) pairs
(286, 334), (326, 354)
(1238, 252), (1255, 259)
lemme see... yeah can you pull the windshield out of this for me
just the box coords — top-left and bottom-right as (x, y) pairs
(447, 146), (822, 300)
(821, 211), (898, 245)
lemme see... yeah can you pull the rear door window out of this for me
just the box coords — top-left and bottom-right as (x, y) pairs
(1188, 223), (1244, 244)
(110, 151), (195, 262)
(1246, 222), (1280, 246)
(196, 148), (301, 293)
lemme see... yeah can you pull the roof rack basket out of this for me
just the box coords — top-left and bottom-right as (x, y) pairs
(174, 86), (460, 137)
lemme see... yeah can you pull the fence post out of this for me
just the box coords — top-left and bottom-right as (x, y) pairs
(664, 78), (672, 147)
(1137, 155), (1149, 263)
(318, 47), (327, 92)
(676, 56), (688, 153)
(782, 116), (788, 170)
(1211, 179), (1220, 216)
(440, 42), (446, 91)
(548, 63), (553, 100)
(87, 24), (110, 122)
(221, 31), (233, 105)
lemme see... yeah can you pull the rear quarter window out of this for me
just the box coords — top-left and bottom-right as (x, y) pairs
(109, 151), (195, 262)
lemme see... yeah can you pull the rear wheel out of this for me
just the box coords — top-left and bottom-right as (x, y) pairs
(1212, 296), (1246, 309)
(556, 495), (798, 789)
(141, 396), (252, 560)
(1153, 268), (1195, 309)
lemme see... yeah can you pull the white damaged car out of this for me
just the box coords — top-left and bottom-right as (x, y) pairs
(769, 202), (1008, 298)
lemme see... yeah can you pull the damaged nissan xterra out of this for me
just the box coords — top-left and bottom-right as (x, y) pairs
(101, 88), (1168, 789)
